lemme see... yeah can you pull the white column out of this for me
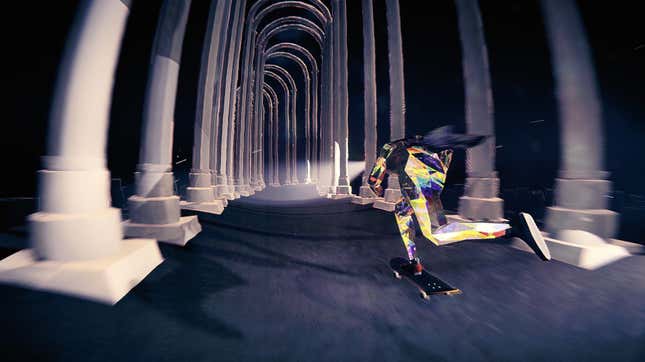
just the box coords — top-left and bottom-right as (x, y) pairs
(225, 0), (247, 199)
(182, 0), (229, 213)
(0, 0), (163, 305)
(124, 0), (200, 246)
(455, 0), (504, 221)
(353, 0), (379, 205)
(374, 0), (406, 211)
(210, 0), (235, 200)
(333, 0), (352, 197)
(541, 0), (620, 253)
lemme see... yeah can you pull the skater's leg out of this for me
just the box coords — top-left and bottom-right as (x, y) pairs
(408, 193), (441, 246)
(429, 193), (447, 228)
(394, 197), (417, 260)
(507, 212), (551, 260)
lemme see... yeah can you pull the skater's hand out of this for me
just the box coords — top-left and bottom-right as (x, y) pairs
(372, 184), (383, 197)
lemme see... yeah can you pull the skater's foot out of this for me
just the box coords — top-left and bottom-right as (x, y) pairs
(509, 212), (551, 261)
(403, 257), (424, 275)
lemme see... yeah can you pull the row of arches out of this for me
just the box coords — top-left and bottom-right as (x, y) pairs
(0, 0), (619, 304)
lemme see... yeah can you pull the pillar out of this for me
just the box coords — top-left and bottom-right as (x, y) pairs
(353, 0), (379, 205)
(374, 0), (405, 211)
(124, 0), (201, 246)
(541, 0), (618, 239)
(182, 0), (230, 213)
(455, 0), (504, 221)
(0, 0), (162, 304)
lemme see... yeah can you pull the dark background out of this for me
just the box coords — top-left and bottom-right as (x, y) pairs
(1, 1), (643, 214)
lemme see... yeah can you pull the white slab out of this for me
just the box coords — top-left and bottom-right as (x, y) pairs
(510, 230), (630, 270)
(0, 239), (163, 305)
(180, 200), (225, 214)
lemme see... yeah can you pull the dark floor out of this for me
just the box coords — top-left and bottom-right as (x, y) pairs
(1, 197), (644, 362)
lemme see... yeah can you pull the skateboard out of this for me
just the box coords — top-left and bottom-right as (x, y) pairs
(389, 257), (461, 300)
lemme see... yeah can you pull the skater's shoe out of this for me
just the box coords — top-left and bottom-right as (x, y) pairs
(509, 212), (551, 261)
(402, 258), (424, 275)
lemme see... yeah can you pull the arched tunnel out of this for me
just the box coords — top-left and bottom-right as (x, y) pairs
(0, 1), (644, 361)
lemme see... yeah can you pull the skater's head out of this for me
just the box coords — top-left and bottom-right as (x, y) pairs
(422, 125), (488, 152)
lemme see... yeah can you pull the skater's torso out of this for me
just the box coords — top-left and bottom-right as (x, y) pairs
(369, 136), (453, 199)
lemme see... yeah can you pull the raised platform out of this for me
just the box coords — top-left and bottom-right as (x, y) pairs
(248, 183), (320, 202)
(0, 239), (163, 304)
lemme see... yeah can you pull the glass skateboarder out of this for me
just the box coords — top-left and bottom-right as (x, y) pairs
(368, 126), (551, 275)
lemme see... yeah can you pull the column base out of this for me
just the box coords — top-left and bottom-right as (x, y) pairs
(214, 184), (233, 201)
(128, 195), (180, 225)
(329, 193), (352, 200)
(0, 239), (163, 305)
(180, 199), (225, 215)
(372, 188), (401, 212)
(352, 185), (379, 205)
(123, 216), (201, 246)
(545, 206), (618, 239)
(234, 184), (254, 196)
(458, 196), (504, 221)
(509, 230), (630, 270)
(29, 207), (122, 261)
(373, 199), (397, 212)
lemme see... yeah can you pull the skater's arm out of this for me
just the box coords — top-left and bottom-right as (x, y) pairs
(368, 156), (387, 196)
(438, 149), (453, 171)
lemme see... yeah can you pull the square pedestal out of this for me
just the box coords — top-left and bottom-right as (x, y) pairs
(123, 215), (201, 246)
(373, 199), (396, 212)
(328, 193), (353, 200)
(0, 239), (163, 304)
(351, 195), (379, 205)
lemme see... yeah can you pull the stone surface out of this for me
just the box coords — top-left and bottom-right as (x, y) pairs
(123, 215), (201, 246)
(0, 239), (163, 305)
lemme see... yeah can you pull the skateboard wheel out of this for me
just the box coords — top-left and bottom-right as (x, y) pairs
(420, 291), (429, 300)
(393, 271), (402, 279)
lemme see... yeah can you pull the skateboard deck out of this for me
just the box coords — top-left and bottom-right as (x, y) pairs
(389, 257), (461, 299)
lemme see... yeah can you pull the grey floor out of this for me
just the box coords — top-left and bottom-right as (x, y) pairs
(1, 198), (644, 362)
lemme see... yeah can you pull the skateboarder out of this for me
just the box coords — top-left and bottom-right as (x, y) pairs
(368, 126), (550, 275)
